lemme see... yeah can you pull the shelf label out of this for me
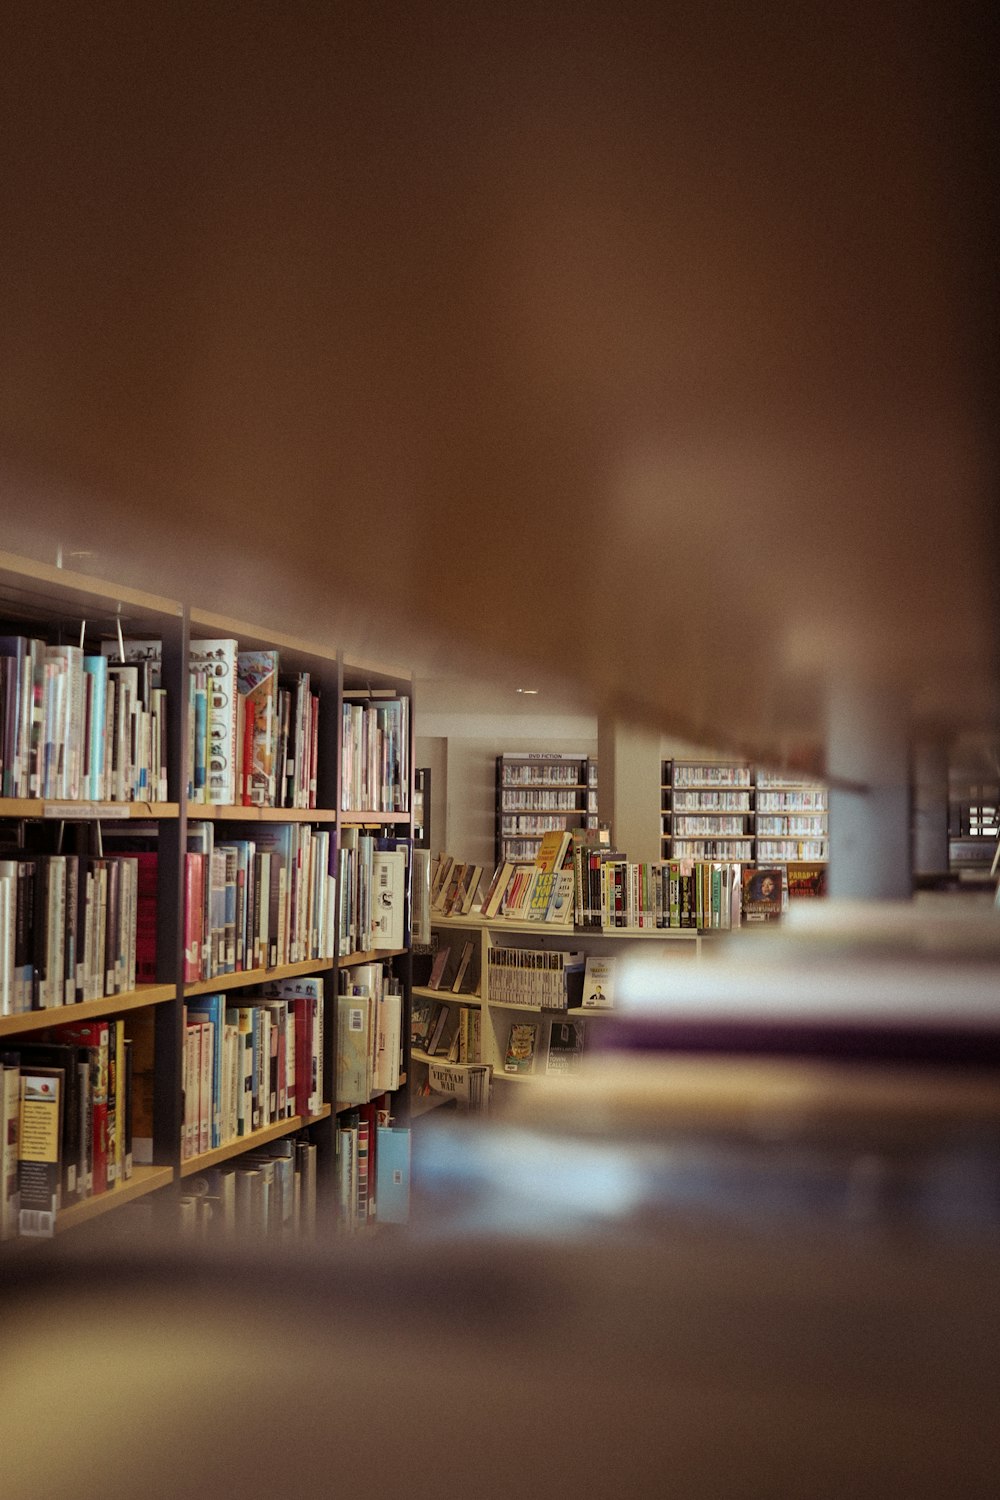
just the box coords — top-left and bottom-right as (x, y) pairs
(43, 803), (132, 820)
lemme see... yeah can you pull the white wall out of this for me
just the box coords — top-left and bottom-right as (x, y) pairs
(416, 707), (727, 869)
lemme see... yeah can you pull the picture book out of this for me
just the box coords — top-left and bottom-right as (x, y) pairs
(503, 1021), (538, 1075)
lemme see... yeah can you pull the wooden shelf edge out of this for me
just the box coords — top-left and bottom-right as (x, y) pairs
(182, 958), (334, 997)
(180, 1104), (333, 1176)
(338, 948), (406, 967)
(55, 1165), (175, 1233)
(186, 804), (338, 823)
(340, 810), (411, 825)
(0, 799), (179, 819)
(412, 986), (482, 1006)
(0, 984), (177, 1038)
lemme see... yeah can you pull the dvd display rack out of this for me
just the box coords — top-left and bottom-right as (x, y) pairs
(496, 752), (597, 866)
(661, 759), (829, 865)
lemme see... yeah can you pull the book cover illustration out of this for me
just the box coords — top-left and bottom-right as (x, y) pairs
(546, 1019), (585, 1075)
(504, 1021), (537, 1075)
(582, 954), (617, 1009)
(742, 867), (784, 922)
(237, 650), (279, 806)
(787, 862), (828, 899)
(427, 946), (451, 991)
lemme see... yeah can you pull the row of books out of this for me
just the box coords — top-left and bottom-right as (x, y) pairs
(1, 1016), (132, 1239)
(422, 936), (479, 994)
(502, 1017), (586, 1075)
(337, 831), (408, 957)
(756, 789), (828, 811)
(756, 838), (829, 861)
(430, 856), (484, 918)
(189, 645), (319, 809)
(0, 852), (147, 1016)
(336, 1102), (410, 1228)
(583, 857), (746, 930)
(180, 981), (324, 1161)
(1, 636), (168, 802)
(668, 761), (752, 788)
(185, 821), (336, 981)
(671, 789), (753, 811)
(336, 963), (403, 1110)
(500, 814), (577, 836)
(500, 760), (583, 786)
(487, 946), (584, 1010)
(671, 815), (751, 836)
(181, 1138), (319, 1239)
(412, 996), (481, 1063)
(500, 789), (583, 810)
(108, 634), (321, 808)
(670, 839), (756, 861)
(340, 695), (409, 813)
(756, 816), (829, 835)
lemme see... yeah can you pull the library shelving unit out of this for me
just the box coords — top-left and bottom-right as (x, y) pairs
(411, 909), (709, 1113)
(661, 758), (756, 863)
(496, 752), (598, 866)
(0, 552), (414, 1246)
(754, 768), (829, 865)
(661, 758), (830, 869)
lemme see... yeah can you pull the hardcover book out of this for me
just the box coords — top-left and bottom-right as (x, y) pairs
(787, 862), (829, 899)
(237, 650), (279, 806)
(189, 639), (238, 805)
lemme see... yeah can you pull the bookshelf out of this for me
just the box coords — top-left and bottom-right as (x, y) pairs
(411, 910), (708, 1112)
(662, 758), (830, 869)
(0, 551), (414, 1245)
(496, 752), (598, 865)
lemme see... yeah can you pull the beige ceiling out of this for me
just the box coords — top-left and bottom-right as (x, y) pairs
(1, 4), (996, 776)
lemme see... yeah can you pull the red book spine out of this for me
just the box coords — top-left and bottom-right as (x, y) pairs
(133, 851), (159, 985)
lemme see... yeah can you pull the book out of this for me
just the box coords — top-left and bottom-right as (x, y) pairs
(535, 829), (572, 872)
(742, 867), (784, 922)
(237, 650), (279, 805)
(503, 1021), (538, 1075)
(545, 868), (576, 925)
(17, 1065), (63, 1236)
(787, 862), (829, 899)
(189, 638), (238, 804)
(546, 1019), (586, 1075)
(427, 945), (451, 991)
(482, 862), (515, 919)
(451, 939), (476, 994)
(581, 954), (617, 1009)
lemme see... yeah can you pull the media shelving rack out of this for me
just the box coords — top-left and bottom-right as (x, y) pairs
(496, 752), (597, 866)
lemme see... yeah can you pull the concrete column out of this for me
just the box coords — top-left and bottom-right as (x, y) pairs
(597, 718), (662, 863)
(826, 680), (912, 899)
(912, 740), (950, 877)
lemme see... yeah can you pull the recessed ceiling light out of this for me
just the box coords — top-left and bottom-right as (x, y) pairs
(516, 687), (539, 695)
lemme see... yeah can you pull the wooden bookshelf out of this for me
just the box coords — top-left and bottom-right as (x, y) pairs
(412, 985), (482, 1006)
(0, 549), (415, 1243)
(179, 1105), (333, 1177)
(186, 804), (339, 822)
(54, 1165), (176, 1233)
(495, 752), (597, 865)
(0, 984), (176, 1040)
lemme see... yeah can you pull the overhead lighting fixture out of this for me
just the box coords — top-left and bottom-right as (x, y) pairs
(516, 687), (539, 695)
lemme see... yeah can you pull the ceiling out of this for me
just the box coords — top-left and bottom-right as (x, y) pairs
(1, 4), (996, 778)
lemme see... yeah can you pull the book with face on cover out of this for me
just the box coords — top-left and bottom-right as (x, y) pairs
(742, 867), (784, 922)
(582, 954), (616, 1009)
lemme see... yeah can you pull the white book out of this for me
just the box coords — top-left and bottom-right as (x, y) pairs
(371, 848), (405, 950)
(582, 954), (617, 1009)
(0, 875), (13, 1017)
(188, 639), (238, 805)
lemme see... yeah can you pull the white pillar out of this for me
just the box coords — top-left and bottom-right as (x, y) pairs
(912, 740), (950, 877)
(826, 680), (912, 899)
(597, 718), (662, 863)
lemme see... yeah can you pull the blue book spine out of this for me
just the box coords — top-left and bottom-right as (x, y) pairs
(83, 656), (108, 801)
